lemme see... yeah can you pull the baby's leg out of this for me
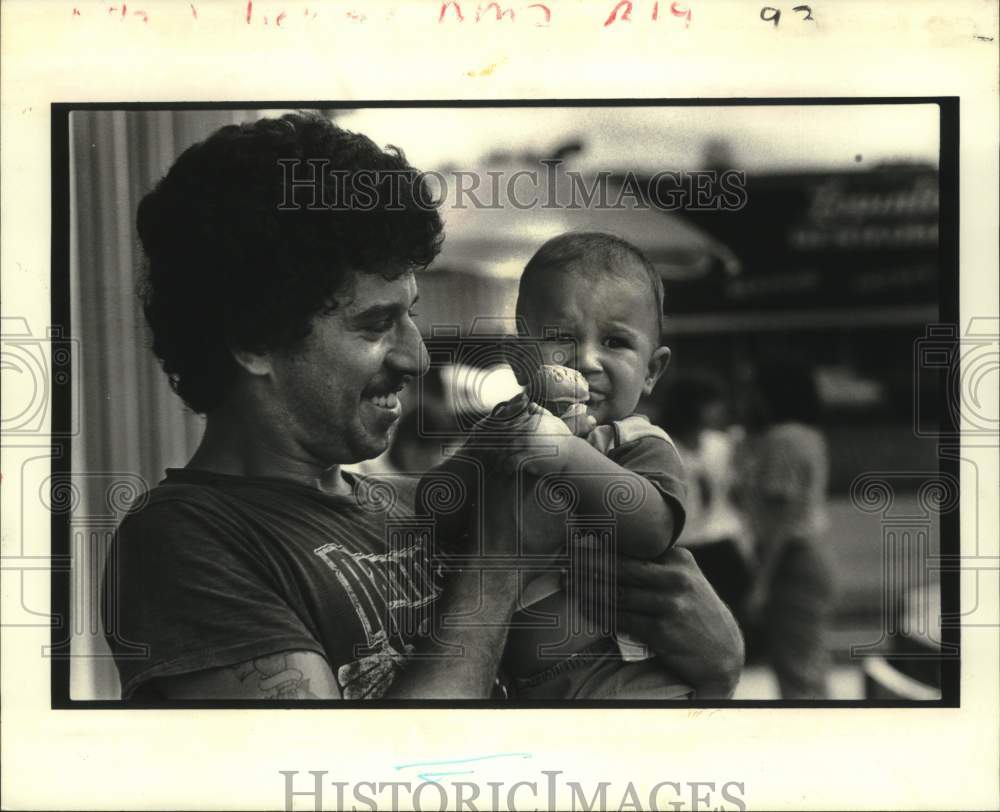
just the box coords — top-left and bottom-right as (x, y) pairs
(509, 642), (694, 700)
(570, 658), (695, 700)
(508, 639), (620, 699)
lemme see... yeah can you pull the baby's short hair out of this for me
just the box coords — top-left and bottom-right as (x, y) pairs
(516, 231), (665, 341)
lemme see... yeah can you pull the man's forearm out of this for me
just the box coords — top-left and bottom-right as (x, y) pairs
(384, 568), (518, 699)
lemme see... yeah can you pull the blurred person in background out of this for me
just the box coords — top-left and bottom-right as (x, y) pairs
(662, 373), (753, 616)
(736, 359), (836, 699)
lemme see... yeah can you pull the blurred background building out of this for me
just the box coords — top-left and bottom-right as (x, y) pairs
(68, 104), (949, 700)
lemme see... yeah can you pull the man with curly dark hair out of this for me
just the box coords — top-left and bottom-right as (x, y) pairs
(106, 112), (513, 700)
(103, 112), (744, 701)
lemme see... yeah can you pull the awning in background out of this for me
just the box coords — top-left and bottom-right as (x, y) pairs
(415, 167), (738, 339)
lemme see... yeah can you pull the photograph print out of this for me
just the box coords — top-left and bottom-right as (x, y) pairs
(50, 100), (957, 705)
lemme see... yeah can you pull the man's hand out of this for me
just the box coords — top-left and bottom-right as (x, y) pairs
(487, 394), (595, 477)
(582, 547), (745, 699)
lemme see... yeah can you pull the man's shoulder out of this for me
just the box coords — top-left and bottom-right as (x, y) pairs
(115, 474), (273, 552)
(124, 476), (238, 520)
(348, 471), (420, 517)
(142, 477), (225, 505)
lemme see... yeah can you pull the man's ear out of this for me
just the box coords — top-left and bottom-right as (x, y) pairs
(229, 344), (274, 378)
(643, 346), (672, 395)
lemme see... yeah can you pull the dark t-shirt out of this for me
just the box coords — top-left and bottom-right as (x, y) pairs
(587, 414), (688, 541)
(103, 469), (443, 699)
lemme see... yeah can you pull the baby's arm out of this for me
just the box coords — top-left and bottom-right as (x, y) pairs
(556, 438), (680, 561)
(414, 400), (576, 554)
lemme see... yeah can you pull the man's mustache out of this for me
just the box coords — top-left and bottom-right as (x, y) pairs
(364, 376), (412, 396)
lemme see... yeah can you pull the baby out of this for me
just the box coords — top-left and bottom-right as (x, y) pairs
(418, 232), (690, 699)
(494, 231), (692, 699)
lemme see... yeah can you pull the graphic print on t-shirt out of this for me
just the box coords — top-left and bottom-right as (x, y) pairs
(313, 519), (442, 699)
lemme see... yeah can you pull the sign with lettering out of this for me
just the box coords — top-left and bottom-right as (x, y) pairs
(669, 166), (940, 314)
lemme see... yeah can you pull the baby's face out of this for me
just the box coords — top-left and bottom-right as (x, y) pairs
(520, 261), (668, 425)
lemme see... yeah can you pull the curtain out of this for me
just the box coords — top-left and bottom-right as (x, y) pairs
(69, 109), (262, 699)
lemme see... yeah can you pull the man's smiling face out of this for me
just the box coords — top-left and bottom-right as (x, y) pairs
(264, 270), (428, 466)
